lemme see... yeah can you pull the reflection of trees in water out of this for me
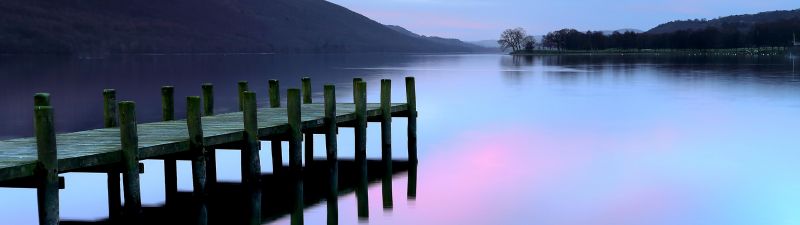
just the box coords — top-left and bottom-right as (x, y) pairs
(500, 55), (800, 84)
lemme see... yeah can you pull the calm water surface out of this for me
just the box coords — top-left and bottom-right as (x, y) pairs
(1, 54), (800, 225)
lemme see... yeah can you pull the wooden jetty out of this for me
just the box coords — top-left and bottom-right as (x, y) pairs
(0, 77), (419, 225)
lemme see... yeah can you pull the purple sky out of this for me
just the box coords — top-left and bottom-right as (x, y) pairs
(328, 0), (799, 41)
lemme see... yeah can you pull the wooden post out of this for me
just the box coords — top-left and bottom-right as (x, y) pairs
(269, 80), (283, 173)
(380, 79), (393, 209)
(352, 78), (363, 103)
(301, 77), (314, 166)
(118, 101), (141, 217)
(302, 77), (312, 104)
(287, 89), (302, 172)
(380, 79), (392, 172)
(103, 90), (122, 220)
(187, 96), (208, 225)
(187, 96), (207, 195)
(161, 86), (178, 206)
(202, 84), (214, 116)
(354, 81), (367, 163)
(202, 83), (217, 186)
(243, 92), (263, 225)
(241, 91), (261, 183)
(324, 85), (338, 165)
(103, 90), (118, 127)
(354, 81), (369, 219)
(324, 85), (339, 225)
(162, 86), (175, 121)
(34, 93), (50, 107)
(238, 81), (249, 111)
(405, 77), (418, 164)
(34, 102), (58, 225)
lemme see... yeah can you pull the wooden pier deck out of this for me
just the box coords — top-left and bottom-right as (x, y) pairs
(0, 77), (419, 225)
(0, 103), (407, 182)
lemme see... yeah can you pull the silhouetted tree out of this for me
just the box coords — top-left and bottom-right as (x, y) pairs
(498, 27), (530, 52)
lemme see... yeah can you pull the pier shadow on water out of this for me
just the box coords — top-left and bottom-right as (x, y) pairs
(60, 159), (416, 225)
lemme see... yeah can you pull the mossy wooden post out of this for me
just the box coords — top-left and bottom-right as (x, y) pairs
(380, 79), (393, 209)
(405, 77), (418, 164)
(242, 90), (263, 223)
(268, 80), (283, 173)
(161, 86), (178, 205)
(34, 94), (58, 225)
(352, 78), (363, 102)
(119, 101), (141, 217)
(34, 93), (50, 107)
(324, 85), (339, 225)
(354, 81), (367, 163)
(354, 81), (369, 219)
(103, 89), (122, 219)
(302, 77), (314, 166)
(241, 91), (261, 183)
(202, 83), (217, 186)
(380, 79), (392, 170)
(287, 89), (302, 172)
(238, 81), (249, 111)
(187, 96), (208, 225)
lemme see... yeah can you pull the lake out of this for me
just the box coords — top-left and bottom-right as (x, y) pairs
(1, 53), (800, 225)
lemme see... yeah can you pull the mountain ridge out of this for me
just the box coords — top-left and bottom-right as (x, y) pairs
(0, 0), (480, 54)
(647, 9), (800, 34)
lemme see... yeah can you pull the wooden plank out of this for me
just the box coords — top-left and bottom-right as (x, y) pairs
(68, 163), (144, 173)
(0, 176), (65, 189)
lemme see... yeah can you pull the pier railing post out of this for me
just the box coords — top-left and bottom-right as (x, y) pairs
(102, 90), (122, 219)
(241, 91), (261, 183)
(187, 96), (207, 195)
(202, 84), (217, 186)
(380, 79), (392, 169)
(161, 86), (178, 205)
(380, 79), (393, 209)
(238, 81), (249, 112)
(103, 90), (118, 127)
(268, 80), (283, 173)
(242, 91), (262, 225)
(354, 81), (369, 219)
(187, 96), (208, 225)
(405, 77), (418, 164)
(119, 101), (142, 218)
(354, 81), (367, 164)
(324, 84), (339, 225)
(287, 89), (302, 172)
(34, 93), (50, 107)
(352, 78), (363, 103)
(34, 93), (58, 225)
(286, 89), (303, 224)
(301, 77), (314, 166)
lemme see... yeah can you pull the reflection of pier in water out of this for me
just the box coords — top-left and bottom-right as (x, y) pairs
(0, 76), (419, 225)
(61, 160), (418, 225)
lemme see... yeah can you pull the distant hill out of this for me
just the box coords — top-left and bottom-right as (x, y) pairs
(384, 25), (489, 52)
(647, 9), (800, 34)
(0, 0), (480, 54)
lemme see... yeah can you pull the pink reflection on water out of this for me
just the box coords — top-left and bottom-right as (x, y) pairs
(404, 124), (591, 224)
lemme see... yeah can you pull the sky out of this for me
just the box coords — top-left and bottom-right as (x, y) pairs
(327, 0), (799, 41)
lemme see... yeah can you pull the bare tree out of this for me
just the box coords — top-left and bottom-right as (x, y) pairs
(498, 27), (530, 52)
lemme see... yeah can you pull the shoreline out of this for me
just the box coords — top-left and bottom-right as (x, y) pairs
(510, 47), (795, 56)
